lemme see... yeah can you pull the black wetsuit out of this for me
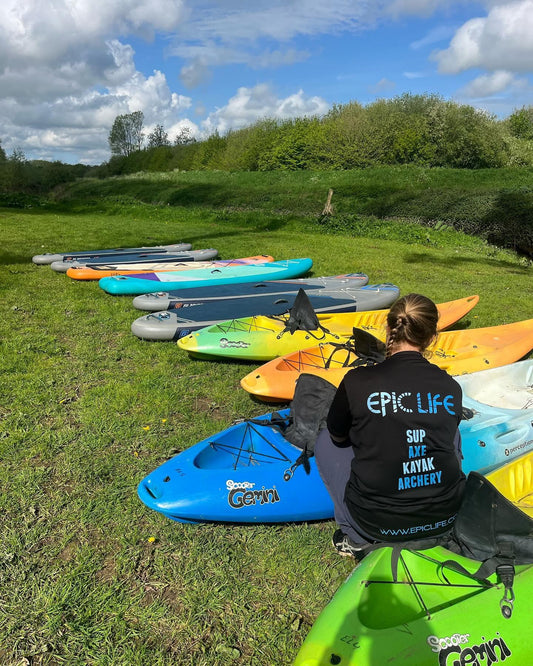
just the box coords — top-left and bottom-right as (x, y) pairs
(327, 351), (466, 541)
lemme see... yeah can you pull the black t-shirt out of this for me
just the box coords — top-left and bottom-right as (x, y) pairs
(327, 351), (466, 541)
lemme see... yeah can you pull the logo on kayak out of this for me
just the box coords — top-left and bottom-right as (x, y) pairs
(220, 338), (250, 349)
(433, 348), (456, 359)
(226, 479), (280, 509)
(505, 439), (532, 458)
(427, 632), (512, 665)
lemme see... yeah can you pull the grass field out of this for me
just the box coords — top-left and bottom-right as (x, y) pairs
(1, 169), (532, 665)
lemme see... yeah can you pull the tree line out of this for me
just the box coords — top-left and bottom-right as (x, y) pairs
(0, 141), (92, 203)
(2, 94), (533, 200)
(100, 94), (533, 177)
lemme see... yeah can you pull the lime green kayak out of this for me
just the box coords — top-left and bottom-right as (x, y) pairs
(294, 546), (532, 665)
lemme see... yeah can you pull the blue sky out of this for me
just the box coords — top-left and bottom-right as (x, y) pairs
(1, 0), (532, 164)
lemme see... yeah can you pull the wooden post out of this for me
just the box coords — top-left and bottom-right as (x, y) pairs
(322, 188), (334, 216)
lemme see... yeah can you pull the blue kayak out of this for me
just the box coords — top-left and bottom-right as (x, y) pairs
(457, 360), (533, 474)
(100, 258), (313, 295)
(138, 361), (533, 523)
(137, 410), (333, 523)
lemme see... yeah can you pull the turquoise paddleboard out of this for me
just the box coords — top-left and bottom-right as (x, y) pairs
(99, 259), (313, 295)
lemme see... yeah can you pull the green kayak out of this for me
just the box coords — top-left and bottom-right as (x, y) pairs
(293, 545), (532, 665)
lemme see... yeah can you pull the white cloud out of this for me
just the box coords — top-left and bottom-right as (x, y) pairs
(180, 1), (369, 44)
(369, 78), (397, 94)
(403, 71), (426, 79)
(180, 59), (213, 89)
(386, 0), (465, 17)
(175, 43), (311, 87)
(2, 0), (533, 163)
(459, 70), (520, 98)
(202, 84), (329, 135)
(0, 1), (191, 163)
(410, 25), (457, 50)
(434, 0), (533, 74)
(170, 1), (378, 90)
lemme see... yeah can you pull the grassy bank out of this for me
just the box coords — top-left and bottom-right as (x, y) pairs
(54, 166), (533, 257)
(1, 190), (532, 664)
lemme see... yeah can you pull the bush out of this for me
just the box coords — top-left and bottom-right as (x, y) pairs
(508, 106), (533, 140)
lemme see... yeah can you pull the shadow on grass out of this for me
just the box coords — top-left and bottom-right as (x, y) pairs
(0, 252), (34, 265)
(480, 189), (533, 258)
(402, 251), (529, 273)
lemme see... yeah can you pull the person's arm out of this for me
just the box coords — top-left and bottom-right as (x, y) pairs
(453, 428), (463, 464)
(454, 382), (463, 463)
(327, 380), (352, 447)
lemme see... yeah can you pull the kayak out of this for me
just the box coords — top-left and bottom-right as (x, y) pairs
(32, 242), (192, 264)
(99, 258), (314, 295)
(292, 543), (533, 665)
(136, 362), (533, 524)
(67, 255), (274, 280)
(486, 450), (533, 517)
(294, 437), (533, 665)
(50, 248), (218, 272)
(457, 360), (533, 474)
(177, 295), (479, 361)
(136, 410), (334, 524)
(131, 283), (400, 341)
(241, 319), (533, 402)
(131, 274), (370, 312)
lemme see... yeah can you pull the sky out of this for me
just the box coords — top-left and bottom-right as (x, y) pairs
(1, 0), (533, 165)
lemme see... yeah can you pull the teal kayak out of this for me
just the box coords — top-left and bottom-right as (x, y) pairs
(99, 258), (313, 295)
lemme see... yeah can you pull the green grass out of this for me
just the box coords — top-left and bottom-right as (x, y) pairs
(48, 165), (533, 257)
(55, 165), (533, 216)
(1, 174), (532, 665)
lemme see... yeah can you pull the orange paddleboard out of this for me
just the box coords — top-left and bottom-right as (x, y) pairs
(241, 318), (533, 402)
(66, 255), (274, 280)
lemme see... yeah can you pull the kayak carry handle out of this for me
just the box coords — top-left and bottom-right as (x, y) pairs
(497, 563), (515, 619)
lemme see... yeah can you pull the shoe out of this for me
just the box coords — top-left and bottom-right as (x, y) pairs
(332, 529), (367, 562)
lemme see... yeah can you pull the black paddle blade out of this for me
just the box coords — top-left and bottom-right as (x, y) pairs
(283, 288), (320, 334)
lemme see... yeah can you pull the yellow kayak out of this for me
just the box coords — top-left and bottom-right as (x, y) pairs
(178, 295), (479, 361)
(241, 318), (533, 402)
(486, 451), (533, 518)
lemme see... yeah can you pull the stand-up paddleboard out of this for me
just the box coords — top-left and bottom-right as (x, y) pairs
(131, 284), (400, 341)
(177, 295), (478, 361)
(32, 242), (192, 264)
(67, 255), (274, 280)
(241, 319), (533, 402)
(50, 248), (218, 272)
(136, 366), (533, 524)
(99, 258), (314, 295)
(132, 274), (370, 311)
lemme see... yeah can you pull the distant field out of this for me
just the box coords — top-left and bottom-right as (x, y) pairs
(1, 172), (532, 665)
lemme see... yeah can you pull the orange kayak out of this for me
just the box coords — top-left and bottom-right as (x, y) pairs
(241, 318), (533, 402)
(66, 255), (274, 280)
